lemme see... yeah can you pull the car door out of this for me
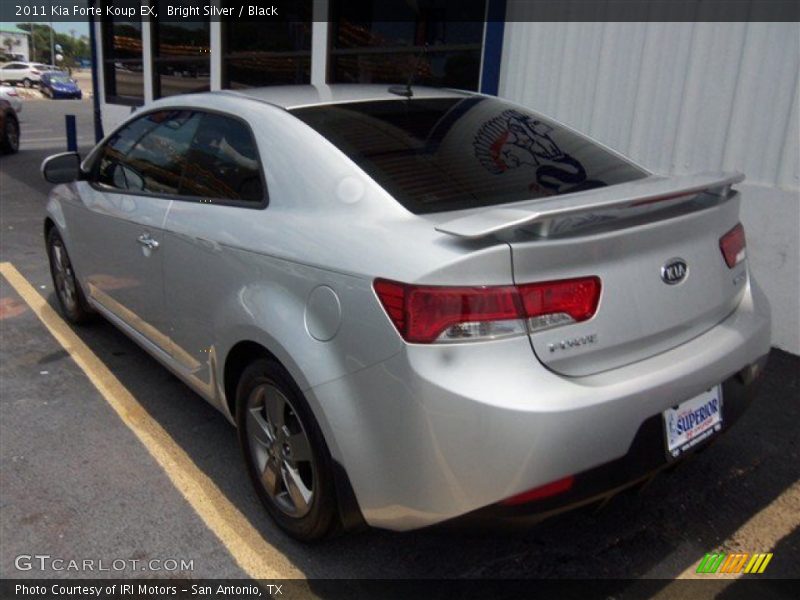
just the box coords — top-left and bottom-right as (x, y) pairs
(161, 111), (267, 392)
(71, 109), (202, 354)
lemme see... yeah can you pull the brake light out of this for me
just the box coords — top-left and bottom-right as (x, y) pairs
(720, 223), (746, 268)
(31, 69), (41, 75)
(500, 476), (575, 506)
(518, 278), (601, 331)
(6, 90), (18, 96)
(374, 276), (601, 344)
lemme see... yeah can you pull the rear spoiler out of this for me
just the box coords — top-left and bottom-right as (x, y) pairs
(434, 172), (744, 239)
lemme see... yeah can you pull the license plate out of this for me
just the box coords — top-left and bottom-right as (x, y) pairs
(663, 385), (723, 458)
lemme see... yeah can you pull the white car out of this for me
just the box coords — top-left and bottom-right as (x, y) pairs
(0, 85), (22, 113)
(0, 61), (50, 87)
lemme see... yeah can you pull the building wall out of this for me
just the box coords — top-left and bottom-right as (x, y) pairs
(0, 31), (30, 61)
(499, 20), (800, 353)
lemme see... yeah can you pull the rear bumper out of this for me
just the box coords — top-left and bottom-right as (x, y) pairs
(310, 277), (771, 531)
(465, 357), (767, 523)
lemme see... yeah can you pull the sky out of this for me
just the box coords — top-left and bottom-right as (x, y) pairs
(0, 21), (90, 38)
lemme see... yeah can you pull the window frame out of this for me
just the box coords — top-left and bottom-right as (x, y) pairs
(86, 106), (270, 210)
(100, 12), (145, 107)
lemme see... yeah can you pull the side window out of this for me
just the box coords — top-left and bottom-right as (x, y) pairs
(180, 113), (265, 203)
(94, 110), (201, 195)
(94, 114), (160, 190)
(126, 111), (201, 195)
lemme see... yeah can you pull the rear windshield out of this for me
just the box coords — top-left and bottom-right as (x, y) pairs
(291, 97), (648, 214)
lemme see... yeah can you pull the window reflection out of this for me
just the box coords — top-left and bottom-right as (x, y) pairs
(102, 10), (144, 103)
(182, 114), (264, 202)
(94, 110), (264, 203)
(329, 0), (485, 89)
(222, 1), (312, 88)
(95, 111), (202, 196)
(153, 5), (210, 98)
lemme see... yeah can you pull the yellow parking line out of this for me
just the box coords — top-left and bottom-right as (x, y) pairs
(647, 482), (800, 600)
(674, 480), (800, 580)
(0, 262), (303, 580)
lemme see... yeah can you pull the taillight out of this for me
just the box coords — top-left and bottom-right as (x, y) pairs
(6, 90), (18, 96)
(374, 276), (601, 344)
(518, 277), (601, 331)
(31, 69), (41, 75)
(720, 223), (746, 268)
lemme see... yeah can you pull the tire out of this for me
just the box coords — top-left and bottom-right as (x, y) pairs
(46, 228), (94, 324)
(0, 114), (19, 154)
(236, 358), (337, 541)
(22, 78), (32, 88)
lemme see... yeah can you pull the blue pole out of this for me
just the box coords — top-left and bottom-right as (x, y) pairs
(479, 0), (507, 96)
(65, 115), (77, 152)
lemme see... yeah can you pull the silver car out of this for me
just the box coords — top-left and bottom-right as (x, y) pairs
(42, 85), (771, 540)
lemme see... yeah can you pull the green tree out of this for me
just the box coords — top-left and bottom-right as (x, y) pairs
(16, 24), (90, 68)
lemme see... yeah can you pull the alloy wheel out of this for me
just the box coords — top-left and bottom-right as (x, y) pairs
(246, 383), (315, 518)
(51, 238), (78, 312)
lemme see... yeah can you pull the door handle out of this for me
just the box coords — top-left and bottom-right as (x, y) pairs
(137, 233), (160, 250)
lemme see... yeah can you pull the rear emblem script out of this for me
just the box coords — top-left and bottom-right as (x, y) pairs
(548, 333), (597, 353)
(661, 258), (688, 285)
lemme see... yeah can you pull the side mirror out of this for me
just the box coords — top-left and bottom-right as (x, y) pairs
(41, 152), (82, 184)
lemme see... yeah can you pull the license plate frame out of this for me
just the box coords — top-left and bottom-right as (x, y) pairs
(663, 385), (723, 459)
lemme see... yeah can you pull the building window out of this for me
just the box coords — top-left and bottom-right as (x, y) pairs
(221, 1), (312, 88)
(101, 12), (144, 105)
(329, 0), (486, 90)
(152, 2), (210, 98)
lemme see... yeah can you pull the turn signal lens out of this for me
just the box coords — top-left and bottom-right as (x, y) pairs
(720, 223), (746, 268)
(374, 277), (601, 344)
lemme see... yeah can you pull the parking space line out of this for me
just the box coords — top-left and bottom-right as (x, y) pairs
(674, 479), (800, 580)
(0, 262), (303, 580)
(646, 480), (800, 599)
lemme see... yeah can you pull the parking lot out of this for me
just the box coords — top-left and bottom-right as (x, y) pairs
(0, 98), (798, 590)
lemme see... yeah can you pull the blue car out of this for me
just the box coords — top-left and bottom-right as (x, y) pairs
(40, 71), (82, 100)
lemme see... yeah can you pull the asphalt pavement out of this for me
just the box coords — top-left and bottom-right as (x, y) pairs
(0, 98), (798, 589)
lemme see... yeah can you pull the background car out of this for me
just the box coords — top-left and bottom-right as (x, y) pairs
(0, 85), (22, 113)
(0, 61), (47, 87)
(0, 98), (19, 153)
(40, 72), (82, 100)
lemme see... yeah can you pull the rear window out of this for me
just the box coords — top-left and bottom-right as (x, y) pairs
(292, 97), (648, 214)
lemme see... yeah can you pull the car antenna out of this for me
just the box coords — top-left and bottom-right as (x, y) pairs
(389, 44), (428, 98)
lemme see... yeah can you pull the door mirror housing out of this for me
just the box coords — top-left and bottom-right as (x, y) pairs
(41, 152), (82, 184)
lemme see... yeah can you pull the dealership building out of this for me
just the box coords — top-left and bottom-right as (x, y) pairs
(88, 1), (799, 354)
(0, 25), (31, 61)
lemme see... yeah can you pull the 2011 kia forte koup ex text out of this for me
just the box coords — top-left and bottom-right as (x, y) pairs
(41, 85), (771, 541)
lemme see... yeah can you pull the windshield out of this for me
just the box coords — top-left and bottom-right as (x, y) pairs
(291, 96), (648, 214)
(49, 74), (71, 84)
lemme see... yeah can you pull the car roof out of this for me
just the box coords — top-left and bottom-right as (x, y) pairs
(224, 84), (474, 110)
